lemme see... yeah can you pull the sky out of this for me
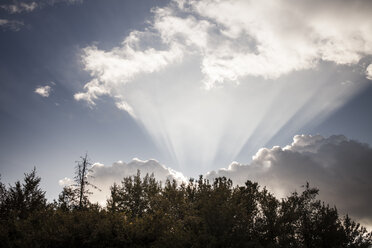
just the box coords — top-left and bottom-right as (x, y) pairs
(1, 0), (372, 227)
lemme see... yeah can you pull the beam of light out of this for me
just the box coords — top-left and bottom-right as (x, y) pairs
(75, 0), (372, 174)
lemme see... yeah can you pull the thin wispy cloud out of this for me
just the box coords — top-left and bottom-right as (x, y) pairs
(1, 0), (83, 14)
(1, 2), (38, 14)
(35, 85), (52, 97)
(0, 18), (24, 31)
(0, 0), (84, 31)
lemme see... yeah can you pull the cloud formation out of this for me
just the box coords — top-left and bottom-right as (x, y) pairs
(180, 0), (372, 87)
(1, 0), (83, 14)
(77, 0), (372, 94)
(1, 2), (37, 14)
(0, 19), (24, 31)
(75, 0), (372, 172)
(367, 64), (372, 80)
(34, 85), (51, 97)
(61, 135), (372, 228)
(74, 33), (183, 106)
(206, 134), (372, 227)
(0, 0), (84, 31)
(62, 158), (188, 205)
(58, 177), (73, 186)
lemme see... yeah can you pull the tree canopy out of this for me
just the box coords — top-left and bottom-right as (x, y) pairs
(0, 168), (371, 248)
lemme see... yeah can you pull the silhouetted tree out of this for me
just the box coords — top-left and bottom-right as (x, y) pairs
(56, 154), (100, 210)
(1, 168), (372, 248)
(342, 214), (372, 248)
(57, 186), (76, 211)
(1, 168), (46, 219)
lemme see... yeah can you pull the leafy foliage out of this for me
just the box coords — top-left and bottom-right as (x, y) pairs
(0, 169), (371, 248)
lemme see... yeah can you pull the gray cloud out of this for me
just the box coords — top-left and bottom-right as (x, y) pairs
(60, 135), (372, 228)
(1, 0), (83, 14)
(0, 0), (84, 31)
(0, 2), (37, 14)
(206, 134), (372, 228)
(0, 19), (24, 31)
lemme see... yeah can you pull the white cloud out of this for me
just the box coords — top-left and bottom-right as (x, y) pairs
(69, 158), (187, 205)
(74, 79), (109, 104)
(34, 85), (52, 97)
(78, 0), (372, 91)
(366, 64), (372, 80)
(75, 0), (372, 172)
(182, 0), (372, 87)
(115, 100), (136, 118)
(0, 19), (24, 31)
(58, 177), (73, 186)
(74, 32), (183, 105)
(206, 134), (372, 228)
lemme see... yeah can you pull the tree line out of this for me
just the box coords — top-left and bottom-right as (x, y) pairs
(0, 155), (371, 247)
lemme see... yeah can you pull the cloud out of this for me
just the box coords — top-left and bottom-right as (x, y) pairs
(74, 31), (183, 106)
(206, 134), (372, 228)
(0, 19), (24, 31)
(34, 85), (52, 97)
(58, 177), (73, 186)
(61, 135), (372, 228)
(78, 0), (372, 91)
(1, 2), (37, 14)
(366, 64), (372, 80)
(0, 0), (83, 31)
(75, 0), (372, 172)
(78, 158), (187, 205)
(182, 0), (372, 87)
(1, 0), (83, 14)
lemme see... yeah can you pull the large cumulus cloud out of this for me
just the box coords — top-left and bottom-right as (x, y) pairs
(206, 134), (372, 227)
(60, 135), (372, 228)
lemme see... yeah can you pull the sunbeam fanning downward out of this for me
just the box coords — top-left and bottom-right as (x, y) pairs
(75, 0), (372, 174)
(120, 61), (365, 173)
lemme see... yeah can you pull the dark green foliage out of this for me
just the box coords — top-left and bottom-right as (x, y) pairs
(0, 168), (46, 220)
(0, 170), (371, 248)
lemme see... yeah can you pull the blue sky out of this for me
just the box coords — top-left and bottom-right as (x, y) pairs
(0, 0), (170, 199)
(1, 0), (372, 220)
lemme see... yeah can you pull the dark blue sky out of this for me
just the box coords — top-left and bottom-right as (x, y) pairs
(1, 0), (372, 201)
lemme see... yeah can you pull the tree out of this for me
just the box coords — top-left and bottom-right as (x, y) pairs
(1, 168), (46, 219)
(57, 186), (76, 211)
(1, 167), (372, 247)
(342, 214), (372, 248)
(73, 153), (99, 209)
(107, 170), (161, 217)
(0, 175), (8, 217)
